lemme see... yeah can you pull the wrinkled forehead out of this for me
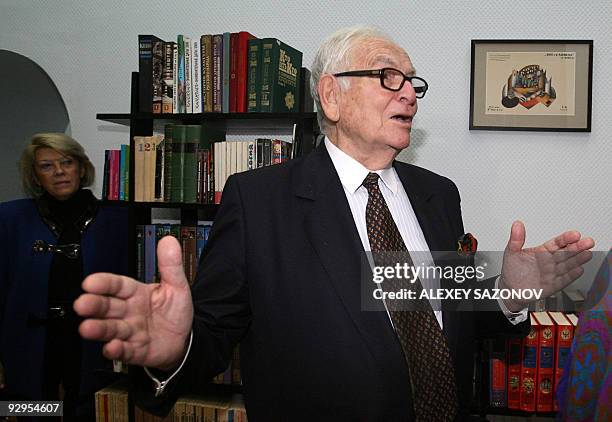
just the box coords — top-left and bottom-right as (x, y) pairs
(352, 38), (415, 75)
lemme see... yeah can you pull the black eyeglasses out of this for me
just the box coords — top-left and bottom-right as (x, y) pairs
(333, 67), (428, 98)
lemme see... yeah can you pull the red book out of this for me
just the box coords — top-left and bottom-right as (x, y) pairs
(229, 32), (238, 112)
(235, 31), (256, 112)
(520, 313), (539, 412)
(507, 336), (523, 409)
(109, 149), (121, 201)
(532, 311), (555, 412)
(548, 311), (574, 412)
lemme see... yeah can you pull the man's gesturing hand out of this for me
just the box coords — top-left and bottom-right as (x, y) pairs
(500, 221), (595, 312)
(74, 236), (194, 371)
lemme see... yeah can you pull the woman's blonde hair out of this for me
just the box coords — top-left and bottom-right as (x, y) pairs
(19, 133), (95, 197)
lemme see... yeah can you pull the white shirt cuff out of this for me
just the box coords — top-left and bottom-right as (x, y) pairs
(143, 330), (194, 397)
(495, 276), (528, 325)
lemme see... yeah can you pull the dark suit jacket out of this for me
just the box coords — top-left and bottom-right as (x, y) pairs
(142, 143), (528, 421)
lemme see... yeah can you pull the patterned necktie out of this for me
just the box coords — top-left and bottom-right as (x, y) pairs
(362, 172), (458, 421)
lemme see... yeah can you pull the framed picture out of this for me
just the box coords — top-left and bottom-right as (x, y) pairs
(470, 40), (593, 132)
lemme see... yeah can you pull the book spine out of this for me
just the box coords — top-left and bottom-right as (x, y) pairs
(236, 32), (255, 112)
(144, 224), (157, 283)
(201, 35), (213, 113)
(154, 139), (164, 201)
(177, 35), (186, 113)
(212, 34), (223, 112)
(507, 336), (522, 409)
(152, 38), (164, 114)
(170, 125), (186, 202)
(229, 32), (238, 113)
(182, 125), (201, 203)
(272, 139), (282, 165)
(259, 38), (274, 113)
(172, 42), (179, 114)
(133, 137), (145, 202)
(162, 124), (173, 202)
(192, 38), (202, 113)
(246, 39), (262, 112)
(549, 312), (573, 412)
(223, 32), (231, 113)
(520, 314), (538, 412)
(162, 41), (175, 114)
(247, 141), (255, 170)
(488, 339), (507, 407)
(135, 225), (145, 281)
(110, 150), (120, 201)
(119, 144), (128, 201)
(138, 35), (155, 113)
(533, 313), (555, 412)
(184, 36), (193, 114)
(102, 150), (110, 200)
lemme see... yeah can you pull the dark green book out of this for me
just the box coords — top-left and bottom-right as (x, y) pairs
(170, 125), (186, 202)
(259, 38), (302, 113)
(163, 124), (173, 202)
(182, 125), (201, 203)
(246, 39), (262, 112)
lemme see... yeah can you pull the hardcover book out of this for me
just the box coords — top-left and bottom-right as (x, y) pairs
(548, 311), (574, 412)
(152, 38), (164, 114)
(138, 35), (163, 113)
(212, 34), (223, 112)
(246, 39), (262, 112)
(520, 314), (539, 412)
(532, 311), (555, 412)
(259, 38), (302, 113)
(200, 34), (213, 112)
(235, 32), (256, 112)
(162, 41), (175, 114)
(507, 336), (522, 409)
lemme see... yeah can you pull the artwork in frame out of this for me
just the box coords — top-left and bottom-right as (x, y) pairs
(469, 40), (593, 132)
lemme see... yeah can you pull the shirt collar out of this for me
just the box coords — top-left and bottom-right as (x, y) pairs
(324, 137), (399, 195)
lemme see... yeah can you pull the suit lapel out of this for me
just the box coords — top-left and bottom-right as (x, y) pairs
(296, 144), (409, 377)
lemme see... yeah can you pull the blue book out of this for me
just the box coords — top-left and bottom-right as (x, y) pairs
(119, 144), (128, 201)
(144, 224), (157, 283)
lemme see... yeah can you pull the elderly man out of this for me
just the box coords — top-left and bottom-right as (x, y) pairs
(75, 26), (594, 421)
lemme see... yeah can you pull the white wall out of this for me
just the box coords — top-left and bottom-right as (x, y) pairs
(1, 0), (610, 250)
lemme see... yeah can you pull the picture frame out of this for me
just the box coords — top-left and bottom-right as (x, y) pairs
(469, 40), (593, 132)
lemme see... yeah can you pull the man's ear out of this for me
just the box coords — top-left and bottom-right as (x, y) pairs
(317, 74), (340, 124)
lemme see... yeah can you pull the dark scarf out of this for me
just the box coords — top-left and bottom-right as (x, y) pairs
(35, 189), (98, 310)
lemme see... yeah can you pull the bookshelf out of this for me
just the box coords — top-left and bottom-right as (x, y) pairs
(97, 71), (319, 278)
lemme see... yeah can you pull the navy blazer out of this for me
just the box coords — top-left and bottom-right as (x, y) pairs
(0, 197), (129, 402)
(139, 143), (528, 421)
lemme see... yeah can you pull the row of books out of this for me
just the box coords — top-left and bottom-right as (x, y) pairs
(137, 223), (211, 285)
(102, 145), (130, 201)
(96, 380), (247, 422)
(129, 124), (292, 204)
(488, 311), (579, 413)
(138, 32), (303, 114)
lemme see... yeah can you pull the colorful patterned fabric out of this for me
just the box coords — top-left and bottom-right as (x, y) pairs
(556, 249), (611, 421)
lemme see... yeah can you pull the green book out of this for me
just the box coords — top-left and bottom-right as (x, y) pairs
(163, 124), (173, 202)
(182, 125), (201, 203)
(259, 38), (302, 113)
(246, 39), (262, 112)
(170, 125), (186, 202)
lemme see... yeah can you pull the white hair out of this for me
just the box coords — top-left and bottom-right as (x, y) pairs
(310, 26), (395, 134)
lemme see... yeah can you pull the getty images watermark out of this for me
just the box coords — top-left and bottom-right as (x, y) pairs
(359, 250), (608, 312)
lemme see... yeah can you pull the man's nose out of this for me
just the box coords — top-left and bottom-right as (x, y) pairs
(398, 80), (417, 103)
